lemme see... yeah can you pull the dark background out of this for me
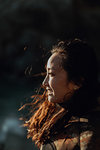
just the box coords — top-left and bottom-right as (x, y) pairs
(0, 0), (100, 150)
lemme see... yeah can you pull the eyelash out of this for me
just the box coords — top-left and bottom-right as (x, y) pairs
(48, 72), (55, 77)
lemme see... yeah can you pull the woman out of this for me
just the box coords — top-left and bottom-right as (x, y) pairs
(22, 38), (100, 150)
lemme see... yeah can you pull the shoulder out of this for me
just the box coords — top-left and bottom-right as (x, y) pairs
(40, 110), (100, 150)
(54, 130), (93, 150)
(40, 130), (100, 150)
(40, 142), (57, 150)
(63, 112), (100, 150)
(54, 137), (78, 150)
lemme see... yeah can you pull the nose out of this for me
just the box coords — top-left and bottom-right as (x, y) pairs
(42, 75), (49, 88)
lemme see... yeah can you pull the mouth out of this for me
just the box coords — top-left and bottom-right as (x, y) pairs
(47, 89), (53, 95)
(48, 93), (53, 96)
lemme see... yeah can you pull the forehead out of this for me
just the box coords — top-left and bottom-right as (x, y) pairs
(47, 53), (62, 70)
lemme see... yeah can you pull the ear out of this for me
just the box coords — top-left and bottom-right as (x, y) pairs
(72, 77), (85, 91)
(68, 81), (81, 91)
(73, 85), (81, 90)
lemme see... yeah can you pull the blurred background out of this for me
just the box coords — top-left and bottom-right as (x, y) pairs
(0, 0), (100, 150)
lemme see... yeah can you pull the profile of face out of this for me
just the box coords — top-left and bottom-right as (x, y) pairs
(42, 53), (79, 103)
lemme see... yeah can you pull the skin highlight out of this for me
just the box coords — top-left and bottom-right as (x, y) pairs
(42, 53), (78, 104)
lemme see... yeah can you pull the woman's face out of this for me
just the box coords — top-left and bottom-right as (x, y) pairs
(42, 53), (76, 103)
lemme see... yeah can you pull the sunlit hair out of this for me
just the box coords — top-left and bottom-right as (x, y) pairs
(19, 38), (99, 148)
(19, 90), (67, 147)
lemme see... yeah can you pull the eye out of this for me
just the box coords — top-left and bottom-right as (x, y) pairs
(48, 72), (55, 77)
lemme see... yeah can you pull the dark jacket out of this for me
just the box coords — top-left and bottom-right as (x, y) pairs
(40, 109), (100, 150)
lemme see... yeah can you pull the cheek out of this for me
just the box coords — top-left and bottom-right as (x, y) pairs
(49, 77), (57, 90)
(49, 76), (68, 94)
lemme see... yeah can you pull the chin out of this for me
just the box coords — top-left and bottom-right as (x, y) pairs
(48, 96), (59, 103)
(48, 96), (55, 103)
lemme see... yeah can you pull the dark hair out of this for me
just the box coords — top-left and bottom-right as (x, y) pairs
(51, 38), (99, 115)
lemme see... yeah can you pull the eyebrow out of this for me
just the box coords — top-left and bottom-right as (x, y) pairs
(45, 65), (55, 71)
(47, 67), (55, 71)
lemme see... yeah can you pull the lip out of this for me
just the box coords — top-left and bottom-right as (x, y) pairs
(48, 93), (53, 96)
(48, 91), (53, 94)
(47, 89), (52, 92)
(47, 90), (53, 95)
(46, 88), (53, 95)
(46, 88), (52, 91)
